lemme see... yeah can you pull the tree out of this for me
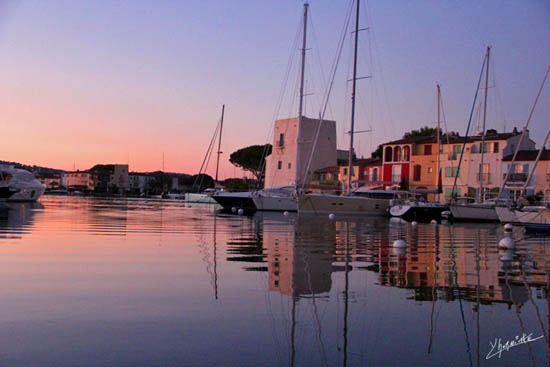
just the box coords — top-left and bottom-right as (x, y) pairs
(403, 126), (441, 138)
(229, 144), (272, 185)
(371, 144), (383, 159)
(190, 174), (214, 192)
(223, 178), (250, 192)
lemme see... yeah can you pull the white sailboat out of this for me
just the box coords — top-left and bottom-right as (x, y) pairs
(252, 3), (310, 212)
(297, 0), (395, 216)
(450, 46), (500, 221)
(185, 105), (225, 205)
(495, 129), (550, 224)
(389, 85), (448, 222)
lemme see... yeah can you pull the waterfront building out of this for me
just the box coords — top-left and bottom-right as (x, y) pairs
(439, 129), (535, 201)
(380, 129), (535, 202)
(39, 173), (62, 189)
(356, 157), (383, 189)
(61, 171), (93, 190)
(89, 164), (129, 193)
(264, 116), (337, 188)
(129, 173), (154, 194)
(502, 149), (550, 201)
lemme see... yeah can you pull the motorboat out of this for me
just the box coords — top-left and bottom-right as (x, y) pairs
(0, 186), (19, 200)
(298, 188), (399, 215)
(0, 166), (45, 202)
(252, 185), (297, 212)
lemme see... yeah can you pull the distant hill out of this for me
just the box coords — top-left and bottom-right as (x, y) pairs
(0, 160), (65, 175)
(1, 160), (194, 178)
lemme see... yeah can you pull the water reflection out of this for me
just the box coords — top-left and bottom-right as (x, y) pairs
(1, 196), (550, 366)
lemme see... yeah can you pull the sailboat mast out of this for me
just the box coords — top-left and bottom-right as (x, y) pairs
(479, 46), (490, 203)
(295, 3), (308, 189)
(436, 84), (441, 202)
(522, 129), (550, 196)
(215, 104), (225, 182)
(347, 0), (360, 194)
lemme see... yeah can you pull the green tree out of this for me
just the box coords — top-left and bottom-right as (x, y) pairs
(223, 178), (250, 192)
(229, 144), (272, 185)
(371, 144), (383, 159)
(190, 174), (215, 192)
(403, 126), (441, 138)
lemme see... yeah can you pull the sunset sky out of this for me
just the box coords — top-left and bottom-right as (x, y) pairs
(1, 0), (549, 179)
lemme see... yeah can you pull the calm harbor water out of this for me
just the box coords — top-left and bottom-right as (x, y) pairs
(1, 196), (550, 366)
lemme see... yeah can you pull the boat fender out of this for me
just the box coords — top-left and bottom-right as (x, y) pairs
(393, 239), (407, 248)
(498, 236), (515, 249)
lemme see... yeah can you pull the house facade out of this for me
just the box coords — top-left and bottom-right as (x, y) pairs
(264, 116), (337, 188)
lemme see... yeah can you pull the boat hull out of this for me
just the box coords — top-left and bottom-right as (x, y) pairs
(515, 208), (550, 232)
(298, 194), (389, 215)
(212, 192), (256, 211)
(184, 193), (217, 204)
(450, 204), (499, 222)
(7, 186), (45, 202)
(252, 194), (296, 212)
(389, 204), (448, 222)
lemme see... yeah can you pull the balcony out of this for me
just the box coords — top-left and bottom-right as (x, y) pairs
(448, 153), (458, 161)
(276, 140), (284, 149)
(503, 173), (528, 182)
(476, 172), (491, 184)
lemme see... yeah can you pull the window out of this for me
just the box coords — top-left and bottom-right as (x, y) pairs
(371, 167), (378, 181)
(451, 145), (462, 160)
(385, 147), (393, 162)
(343, 168), (348, 175)
(277, 161), (282, 170)
(393, 146), (402, 162)
(493, 142), (499, 153)
(413, 165), (421, 181)
(278, 133), (284, 147)
(445, 166), (460, 178)
(424, 145), (432, 155)
(288, 163), (291, 169)
(403, 146), (411, 161)
(392, 165), (401, 183)
(428, 167), (433, 173)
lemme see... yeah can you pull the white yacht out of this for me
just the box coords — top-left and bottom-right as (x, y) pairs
(298, 188), (398, 215)
(252, 185), (297, 212)
(0, 166), (46, 202)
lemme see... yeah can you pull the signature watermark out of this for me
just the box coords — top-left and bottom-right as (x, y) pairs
(486, 332), (545, 360)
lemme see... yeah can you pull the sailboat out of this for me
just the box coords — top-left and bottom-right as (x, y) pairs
(252, 3), (310, 212)
(185, 105), (225, 204)
(389, 85), (449, 222)
(297, 0), (398, 216)
(449, 47), (501, 222)
(496, 129), (550, 224)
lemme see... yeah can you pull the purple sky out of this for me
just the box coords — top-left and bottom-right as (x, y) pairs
(0, 0), (548, 177)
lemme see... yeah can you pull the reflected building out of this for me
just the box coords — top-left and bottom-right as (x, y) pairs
(375, 224), (530, 306)
(264, 216), (334, 297)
